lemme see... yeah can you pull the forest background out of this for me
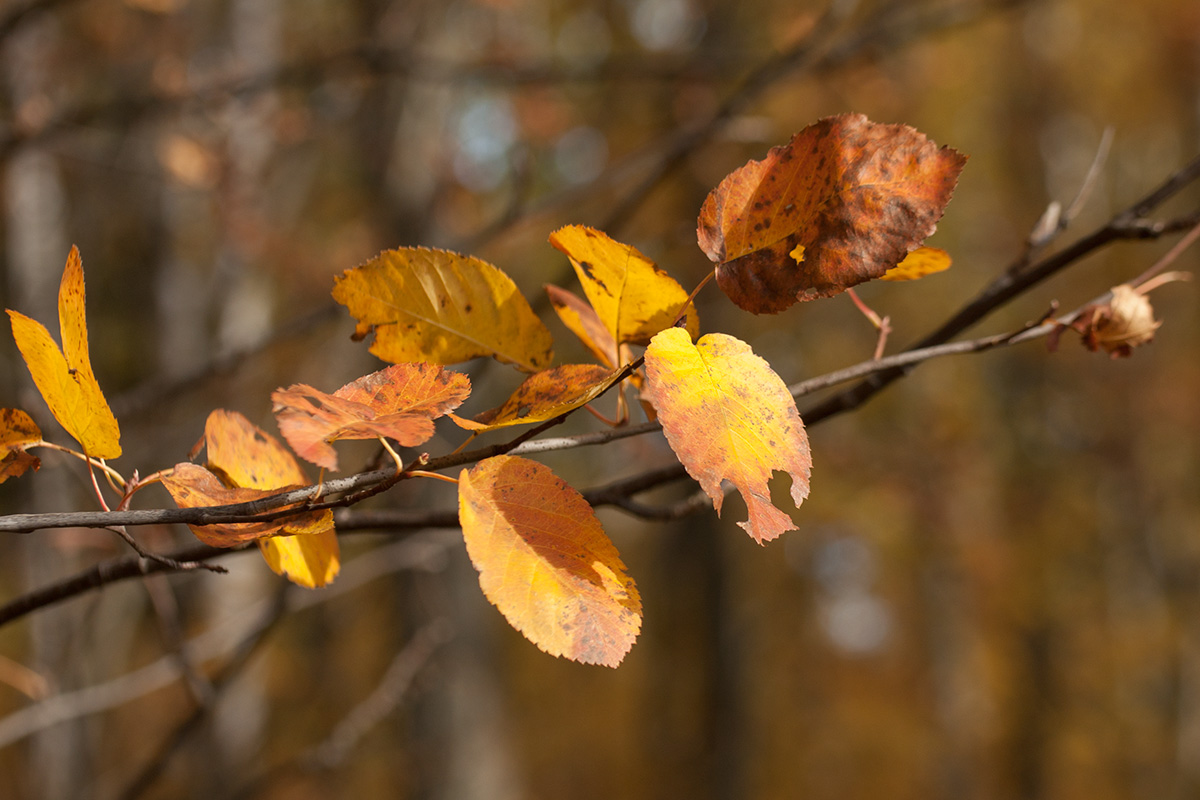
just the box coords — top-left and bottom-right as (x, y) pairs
(0, 0), (1199, 798)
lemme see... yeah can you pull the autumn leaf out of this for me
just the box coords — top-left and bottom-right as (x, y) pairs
(6, 247), (121, 458)
(549, 225), (698, 346)
(0, 408), (42, 483)
(273, 363), (470, 471)
(698, 113), (966, 313)
(643, 327), (811, 544)
(879, 246), (952, 281)
(452, 364), (619, 431)
(203, 409), (339, 587)
(160, 462), (329, 546)
(546, 284), (619, 368)
(332, 247), (553, 372)
(458, 455), (641, 667)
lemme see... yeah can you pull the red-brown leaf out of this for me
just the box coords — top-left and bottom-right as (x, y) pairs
(698, 113), (966, 313)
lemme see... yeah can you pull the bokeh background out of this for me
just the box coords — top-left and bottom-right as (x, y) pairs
(1, 0), (1199, 798)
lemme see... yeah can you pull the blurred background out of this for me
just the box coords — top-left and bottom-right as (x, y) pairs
(1, 0), (1199, 797)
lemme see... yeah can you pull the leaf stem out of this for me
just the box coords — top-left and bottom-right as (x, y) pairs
(34, 441), (126, 488)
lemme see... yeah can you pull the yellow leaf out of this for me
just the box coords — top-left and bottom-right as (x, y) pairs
(545, 284), (618, 368)
(879, 246), (952, 281)
(258, 531), (341, 589)
(549, 225), (698, 347)
(6, 247), (121, 458)
(643, 328), (811, 543)
(203, 410), (339, 587)
(451, 364), (619, 431)
(1, 408), (42, 483)
(458, 455), (642, 667)
(332, 247), (553, 372)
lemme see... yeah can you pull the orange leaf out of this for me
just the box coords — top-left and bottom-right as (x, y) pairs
(549, 225), (698, 345)
(203, 409), (339, 587)
(545, 284), (618, 368)
(698, 113), (966, 313)
(643, 327), (811, 543)
(879, 246), (952, 281)
(0, 408), (42, 483)
(160, 462), (317, 546)
(458, 455), (641, 667)
(273, 363), (470, 470)
(6, 247), (121, 457)
(332, 247), (553, 371)
(451, 364), (619, 431)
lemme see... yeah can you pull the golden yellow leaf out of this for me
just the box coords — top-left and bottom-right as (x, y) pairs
(451, 364), (619, 431)
(549, 225), (698, 346)
(332, 247), (553, 372)
(879, 246), (952, 281)
(258, 531), (341, 589)
(545, 284), (618, 368)
(1, 408), (42, 483)
(6, 247), (121, 458)
(642, 327), (812, 543)
(203, 409), (339, 587)
(458, 455), (642, 667)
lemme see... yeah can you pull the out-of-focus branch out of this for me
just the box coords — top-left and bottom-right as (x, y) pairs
(0, 0), (78, 47)
(0, 534), (452, 751)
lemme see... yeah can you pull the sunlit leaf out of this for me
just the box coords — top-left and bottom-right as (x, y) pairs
(273, 363), (470, 470)
(549, 225), (698, 345)
(545, 284), (618, 368)
(451, 364), (618, 431)
(0, 408), (42, 483)
(6, 247), (121, 457)
(879, 246), (952, 281)
(203, 409), (339, 587)
(160, 462), (327, 546)
(698, 113), (966, 313)
(332, 247), (553, 371)
(259, 530), (341, 589)
(458, 455), (641, 667)
(643, 327), (811, 543)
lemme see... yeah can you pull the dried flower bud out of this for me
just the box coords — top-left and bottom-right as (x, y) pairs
(1072, 284), (1161, 358)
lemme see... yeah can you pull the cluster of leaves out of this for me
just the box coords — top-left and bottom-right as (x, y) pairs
(12, 112), (1159, 668)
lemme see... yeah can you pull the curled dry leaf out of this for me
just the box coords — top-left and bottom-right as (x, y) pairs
(160, 462), (327, 546)
(0, 408), (42, 484)
(451, 364), (619, 431)
(332, 247), (553, 372)
(203, 409), (339, 587)
(458, 455), (642, 667)
(273, 363), (471, 470)
(643, 328), (811, 544)
(549, 225), (699, 345)
(1070, 284), (1162, 358)
(6, 247), (121, 458)
(698, 113), (965, 313)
